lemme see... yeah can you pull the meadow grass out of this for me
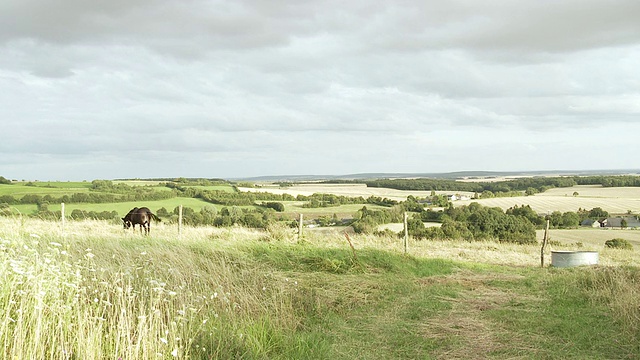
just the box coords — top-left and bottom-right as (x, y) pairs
(1, 217), (640, 359)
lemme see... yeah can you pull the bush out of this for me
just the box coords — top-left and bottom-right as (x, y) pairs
(605, 238), (633, 250)
(262, 202), (285, 212)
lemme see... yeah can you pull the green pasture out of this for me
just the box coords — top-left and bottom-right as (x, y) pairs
(13, 181), (93, 189)
(12, 197), (218, 216)
(0, 183), (92, 197)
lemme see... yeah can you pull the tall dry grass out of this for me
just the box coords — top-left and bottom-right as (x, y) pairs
(0, 217), (312, 359)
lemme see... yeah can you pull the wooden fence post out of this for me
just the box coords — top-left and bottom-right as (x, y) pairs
(178, 204), (183, 239)
(541, 218), (550, 267)
(403, 212), (409, 255)
(298, 213), (304, 239)
(61, 202), (65, 236)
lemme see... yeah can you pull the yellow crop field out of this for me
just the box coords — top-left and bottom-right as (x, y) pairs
(456, 185), (640, 214)
(239, 184), (474, 201)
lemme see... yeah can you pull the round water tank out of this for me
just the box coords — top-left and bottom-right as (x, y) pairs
(551, 250), (599, 268)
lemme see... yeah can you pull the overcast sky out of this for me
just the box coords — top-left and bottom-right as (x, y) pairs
(1, 0), (639, 181)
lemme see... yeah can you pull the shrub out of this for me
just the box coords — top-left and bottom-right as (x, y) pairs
(605, 238), (633, 250)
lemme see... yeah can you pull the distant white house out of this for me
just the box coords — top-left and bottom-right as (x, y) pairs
(447, 194), (471, 201)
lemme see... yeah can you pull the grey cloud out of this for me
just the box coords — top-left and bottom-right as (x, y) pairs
(1, 0), (639, 180)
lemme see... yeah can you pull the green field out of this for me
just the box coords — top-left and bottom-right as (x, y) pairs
(0, 183), (92, 197)
(11, 197), (218, 217)
(14, 181), (93, 188)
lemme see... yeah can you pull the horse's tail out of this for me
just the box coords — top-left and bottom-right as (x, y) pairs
(149, 212), (161, 222)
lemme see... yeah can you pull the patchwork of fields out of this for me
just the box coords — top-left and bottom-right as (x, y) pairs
(241, 184), (640, 215)
(4, 181), (640, 219)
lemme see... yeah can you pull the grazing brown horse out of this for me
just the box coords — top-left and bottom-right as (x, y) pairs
(122, 207), (160, 235)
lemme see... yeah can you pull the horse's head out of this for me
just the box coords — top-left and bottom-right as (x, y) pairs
(122, 218), (131, 229)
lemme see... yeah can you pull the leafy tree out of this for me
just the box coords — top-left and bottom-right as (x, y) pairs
(441, 219), (474, 241)
(561, 212), (580, 228)
(588, 207), (609, 219)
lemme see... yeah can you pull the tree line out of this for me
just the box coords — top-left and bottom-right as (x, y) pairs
(330, 175), (640, 194)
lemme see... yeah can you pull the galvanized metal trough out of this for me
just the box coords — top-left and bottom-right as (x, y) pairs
(551, 250), (599, 268)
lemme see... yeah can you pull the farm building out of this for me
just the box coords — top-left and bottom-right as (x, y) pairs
(600, 216), (640, 229)
(580, 219), (601, 228)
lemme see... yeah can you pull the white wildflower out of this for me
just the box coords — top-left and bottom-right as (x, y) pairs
(49, 242), (62, 247)
(171, 349), (178, 357)
(160, 337), (168, 344)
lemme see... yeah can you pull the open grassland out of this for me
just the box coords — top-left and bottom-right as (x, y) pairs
(240, 184), (474, 202)
(457, 185), (640, 214)
(2, 217), (640, 359)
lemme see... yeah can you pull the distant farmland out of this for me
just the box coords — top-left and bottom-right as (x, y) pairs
(239, 183), (474, 202)
(241, 184), (640, 215)
(456, 185), (640, 214)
